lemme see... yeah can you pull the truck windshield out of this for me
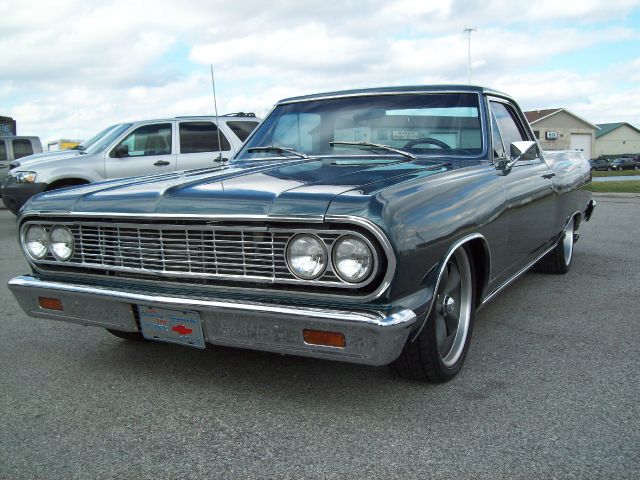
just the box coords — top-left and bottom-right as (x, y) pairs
(83, 123), (133, 155)
(77, 124), (119, 150)
(236, 93), (483, 160)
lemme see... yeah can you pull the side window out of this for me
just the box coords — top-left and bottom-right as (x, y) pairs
(12, 139), (34, 159)
(226, 121), (259, 142)
(112, 123), (172, 157)
(179, 122), (231, 153)
(0, 141), (7, 161)
(490, 110), (506, 159)
(490, 101), (527, 159)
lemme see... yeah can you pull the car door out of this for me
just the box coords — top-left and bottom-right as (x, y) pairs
(489, 98), (557, 276)
(105, 122), (176, 179)
(176, 120), (233, 171)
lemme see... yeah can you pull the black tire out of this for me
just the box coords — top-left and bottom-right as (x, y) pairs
(533, 218), (575, 274)
(391, 245), (476, 382)
(106, 329), (145, 341)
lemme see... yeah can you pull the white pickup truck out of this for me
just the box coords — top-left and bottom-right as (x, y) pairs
(0, 136), (43, 184)
(1, 114), (260, 214)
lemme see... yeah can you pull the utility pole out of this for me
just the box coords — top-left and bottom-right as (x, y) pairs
(463, 27), (477, 84)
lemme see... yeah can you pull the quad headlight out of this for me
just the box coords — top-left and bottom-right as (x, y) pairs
(332, 235), (373, 283)
(286, 234), (327, 280)
(24, 225), (48, 260)
(49, 226), (74, 261)
(22, 224), (75, 262)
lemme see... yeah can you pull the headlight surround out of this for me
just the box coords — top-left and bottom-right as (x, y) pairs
(332, 235), (374, 283)
(286, 234), (327, 280)
(23, 225), (49, 260)
(49, 226), (74, 261)
(14, 171), (37, 183)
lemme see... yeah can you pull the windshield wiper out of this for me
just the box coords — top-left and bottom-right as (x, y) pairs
(246, 145), (309, 159)
(329, 141), (416, 161)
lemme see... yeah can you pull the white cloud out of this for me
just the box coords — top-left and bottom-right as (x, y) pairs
(1, 0), (639, 142)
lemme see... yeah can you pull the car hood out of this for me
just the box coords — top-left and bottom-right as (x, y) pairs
(12, 150), (83, 169)
(23, 157), (455, 218)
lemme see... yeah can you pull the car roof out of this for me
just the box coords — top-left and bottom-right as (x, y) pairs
(277, 85), (511, 104)
(122, 114), (260, 126)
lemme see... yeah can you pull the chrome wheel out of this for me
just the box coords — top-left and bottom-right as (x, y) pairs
(563, 220), (574, 266)
(433, 248), (473, 367)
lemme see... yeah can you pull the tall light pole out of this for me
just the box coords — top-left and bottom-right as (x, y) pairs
(463, 27), (477, 84)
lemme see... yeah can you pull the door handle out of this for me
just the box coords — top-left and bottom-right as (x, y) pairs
(153, 160), (170, 167)
(541, 171), (556, 179)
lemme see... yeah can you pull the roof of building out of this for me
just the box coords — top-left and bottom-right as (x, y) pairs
(595, 122), (640, 138)
(523, 108), (598, 130)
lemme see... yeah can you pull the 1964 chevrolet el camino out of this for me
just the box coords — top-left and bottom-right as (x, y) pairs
(8, 86), (596, 382)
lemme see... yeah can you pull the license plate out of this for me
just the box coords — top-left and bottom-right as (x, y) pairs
(138, 305), (205, 349)
(392, 130), (419, 140)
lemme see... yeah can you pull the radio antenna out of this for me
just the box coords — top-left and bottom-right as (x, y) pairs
(210, 64), (224, 163)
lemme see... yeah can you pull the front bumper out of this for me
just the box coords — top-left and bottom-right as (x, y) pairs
(1, 181), (47, 215)
(8, 275), (417, 366)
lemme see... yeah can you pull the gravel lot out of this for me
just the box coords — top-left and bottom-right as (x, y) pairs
(0, 195), (638, 480)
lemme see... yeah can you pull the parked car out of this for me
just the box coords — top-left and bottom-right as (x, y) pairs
(0, 136), (43, 184)
(8, 86), (595, 383)
(610, 158), (639, 171)
(589, 158), (613, 171)
(1, 114), (260, 214)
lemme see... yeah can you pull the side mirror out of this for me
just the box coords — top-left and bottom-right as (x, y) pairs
(497, 141), (538, 170)
(112, 145), (129, 158)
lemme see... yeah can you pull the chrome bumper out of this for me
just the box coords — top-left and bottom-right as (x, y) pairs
(8, 275), (417, 366)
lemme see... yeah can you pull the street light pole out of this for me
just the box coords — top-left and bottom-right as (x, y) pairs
(463, 27), (477, 84)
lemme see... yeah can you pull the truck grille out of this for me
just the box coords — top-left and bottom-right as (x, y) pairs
(22, 220), (376, 287)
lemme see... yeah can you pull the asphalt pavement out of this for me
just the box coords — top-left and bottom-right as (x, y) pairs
(0, 196), (638, 479)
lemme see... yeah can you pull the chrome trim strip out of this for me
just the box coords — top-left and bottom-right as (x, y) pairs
(410, 233), (490, 341)
(482, 242), (558, 305)
(8, 275), (415, 328)
(19, 211), (325, 223)
(278, 89), (482, 104)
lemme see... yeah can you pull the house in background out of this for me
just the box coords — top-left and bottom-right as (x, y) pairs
(594, 122), (640, 158)
(524, 108), (598, 160)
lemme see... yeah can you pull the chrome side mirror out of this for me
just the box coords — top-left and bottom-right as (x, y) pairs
(496, 141), (538, 170)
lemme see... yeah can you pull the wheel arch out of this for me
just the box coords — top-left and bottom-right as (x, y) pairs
(44, 177), (92, 191)
(410, 233), (491, 341)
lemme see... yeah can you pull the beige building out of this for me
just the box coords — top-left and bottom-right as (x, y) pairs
(595, 122), (640, 157)
(524, 108), (598, 160)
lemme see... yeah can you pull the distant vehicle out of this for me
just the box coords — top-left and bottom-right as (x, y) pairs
(47, 139), (83, 152)
(1, 114), (260, 214)
(610, 158), (639, 171)
(0, 136), (43, 184)
(589, 158), (613, 171)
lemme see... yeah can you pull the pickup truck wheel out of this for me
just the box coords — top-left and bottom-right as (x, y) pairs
(391, 246), (475, 382)
(533, 218), (574, 274)
(106, 329), (145, 341)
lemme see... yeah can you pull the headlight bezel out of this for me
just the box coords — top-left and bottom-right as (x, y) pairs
(22, 224), (49, 260)
(49, 225), (75, 261)
(285, 233), (328, 280)
(14, 171), (37, 184)
(332, 234), (375, 284)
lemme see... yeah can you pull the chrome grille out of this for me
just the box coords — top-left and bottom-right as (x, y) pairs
(24, 221), (364, 286)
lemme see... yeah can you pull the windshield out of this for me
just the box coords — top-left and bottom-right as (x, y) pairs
(78, 124), (119, 150)
(83, 123), (133, 155)
(236, 93), (483, 160)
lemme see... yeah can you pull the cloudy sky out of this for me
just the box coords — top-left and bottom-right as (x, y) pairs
(1, 0), (639, 143)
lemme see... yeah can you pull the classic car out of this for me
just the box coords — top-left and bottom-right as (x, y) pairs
(8, 85), (596, 383)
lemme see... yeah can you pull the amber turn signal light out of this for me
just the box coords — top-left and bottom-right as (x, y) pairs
(38, 297), (63, 311)
(303, 329), (346, 348)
